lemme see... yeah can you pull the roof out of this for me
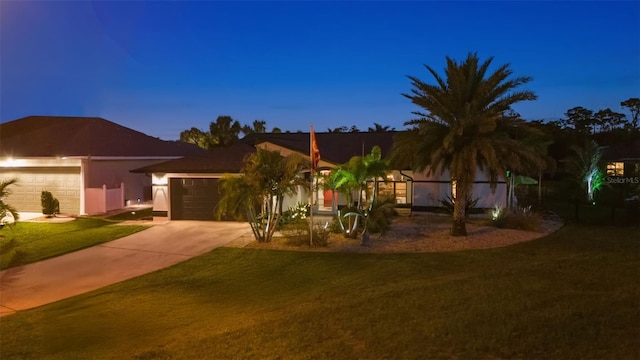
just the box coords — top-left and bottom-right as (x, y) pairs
(131, 131), (399, 174)
(0, 116), (207, 157)
(131, 142), (256, 173)
(241, 131), (397, 164)
(601, 140), (640, 161)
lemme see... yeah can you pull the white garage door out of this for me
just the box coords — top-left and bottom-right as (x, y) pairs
(1, 168), (81, 213)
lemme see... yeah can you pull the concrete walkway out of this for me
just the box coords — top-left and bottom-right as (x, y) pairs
(0, 221), (252, 317)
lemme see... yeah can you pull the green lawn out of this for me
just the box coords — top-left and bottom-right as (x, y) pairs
(0, 217), (148, 270)
(1, 224), (638, 359)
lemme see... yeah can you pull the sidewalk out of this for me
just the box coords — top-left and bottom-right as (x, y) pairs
(0, 221), (251, 317)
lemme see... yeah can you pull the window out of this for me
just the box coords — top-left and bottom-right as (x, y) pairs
(606, 162), (624, 176)
(367, 174), (408, 204)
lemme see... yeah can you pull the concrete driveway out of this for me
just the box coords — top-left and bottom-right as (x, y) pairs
(0, 221), (252, 317)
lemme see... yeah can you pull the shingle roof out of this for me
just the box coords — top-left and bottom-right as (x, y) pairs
(131, 132), (399, 174)
(0, 116), (207, 157)
(241, 131), (397, 165)
(131, 142), (255, 173)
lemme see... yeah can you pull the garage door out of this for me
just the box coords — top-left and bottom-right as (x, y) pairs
(1, 168), (81, 213)
(170, 178), (221, 220)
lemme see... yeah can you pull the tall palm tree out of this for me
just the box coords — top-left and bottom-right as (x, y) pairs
(216, 148), (308, 242)
(392, 53), (544, 236)
(0, 178), (20, 227)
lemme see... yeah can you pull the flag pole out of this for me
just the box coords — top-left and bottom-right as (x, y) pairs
(309, 124), (314, 247)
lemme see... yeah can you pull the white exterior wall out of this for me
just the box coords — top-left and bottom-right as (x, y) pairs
(85, 159), (169, 202)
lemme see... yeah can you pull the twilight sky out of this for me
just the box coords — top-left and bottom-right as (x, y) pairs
(1, 1), (638, 140)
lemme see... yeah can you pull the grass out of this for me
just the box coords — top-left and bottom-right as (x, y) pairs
(0, 217), (148, 270)
(0, 224), (638, 359)
(106, 207), (153, 221)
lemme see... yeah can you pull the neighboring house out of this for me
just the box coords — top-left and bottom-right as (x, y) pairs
(0, 116), (206, 215)
(133, 132), (507, 221)
(602, 140), (640, 178)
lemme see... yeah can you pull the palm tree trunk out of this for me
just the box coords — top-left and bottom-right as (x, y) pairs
(451, 183), (467, 236)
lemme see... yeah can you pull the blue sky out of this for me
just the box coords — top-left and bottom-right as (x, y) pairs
(1, 1), (638, 140)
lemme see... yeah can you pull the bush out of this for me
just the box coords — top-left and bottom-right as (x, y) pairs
(41, 191), (60, 217)
(490, 205), (542, 232)
(366, 197), (396, 234)
(440, 194), (479, 216)
(280, 220), (329, 247)
(279, 202), (310, 226)
(327, 217), (343, 234)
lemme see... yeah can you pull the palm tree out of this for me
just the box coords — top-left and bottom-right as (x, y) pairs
(0, 178), (20, 227)
(392, 53), (544, 236)
(566, 140), (606, 202)
(367, 123), (395, 132)
(216, 148), (308, 242)
(328, 146), (391, 238)
(209, 115), (243, 147)
(241, 120), (267, 136)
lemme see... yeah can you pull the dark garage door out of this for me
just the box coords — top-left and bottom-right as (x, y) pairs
(170, 178), (221, 220)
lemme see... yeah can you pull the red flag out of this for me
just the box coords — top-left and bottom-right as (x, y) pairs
(311, 125), (320, 170)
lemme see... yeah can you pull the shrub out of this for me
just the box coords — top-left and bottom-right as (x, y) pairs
(41, 191), (60, 217)
(327, 217), (343, 234)
(280, 220), (329, 247)
(279, 202), (310, 226)
(490, 205), (542, 232)
(440, 194), (479, 216)
(366, 197), (396, 234)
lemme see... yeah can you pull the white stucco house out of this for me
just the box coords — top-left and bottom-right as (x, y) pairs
(132, 132), (508, 221)
(0, 116), (206, 215)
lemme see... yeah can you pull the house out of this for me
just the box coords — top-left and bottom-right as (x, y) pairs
(0, 116), (206, 215)
(602, 140), (640, 179)
(132, 132), (507, 221)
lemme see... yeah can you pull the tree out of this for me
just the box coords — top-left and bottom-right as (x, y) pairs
(216, 148), (308, 243)
(367, 123), (395, 132)
(209, 115), (242, 147)
(179, 127), (210, 149)
(621, 97), (640, 129)
(392, 52), (544, 236)
(562, 107), (594, 135)
(179, 115), (243, 150)
(327, 146), (390, 239)
(241, 120), (267, 136)
(593, 108), (626, 133)
(0, 178), (20, 227)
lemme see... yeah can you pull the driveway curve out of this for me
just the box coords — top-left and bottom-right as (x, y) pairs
(0, 221), (251, 317)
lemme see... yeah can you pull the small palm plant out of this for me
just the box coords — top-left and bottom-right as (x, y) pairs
(567, 140), (607, 203)
(329, 146), (391, 241)
(0, 178), (20, 228)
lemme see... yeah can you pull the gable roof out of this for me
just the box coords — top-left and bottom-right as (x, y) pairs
(131, 142), (255, 173)
(0, 116), (207, 157)
(131, 131), (399, 174)
(241, 131), (397, 165)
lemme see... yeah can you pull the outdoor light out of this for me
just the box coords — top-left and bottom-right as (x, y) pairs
(491, 204), (504, 221)
(0, 157), (26, 167)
